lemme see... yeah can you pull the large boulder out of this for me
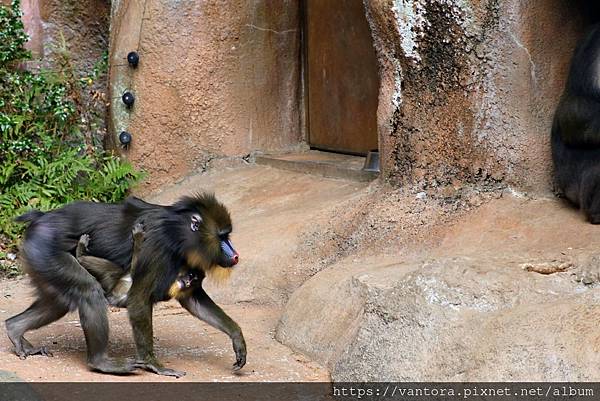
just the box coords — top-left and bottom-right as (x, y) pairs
(277, 196), (600, 381)
(277, 255), (600, 381)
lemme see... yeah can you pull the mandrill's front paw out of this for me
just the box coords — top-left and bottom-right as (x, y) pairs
(232, 355), (246, 372)
(231, 334), (246, 372)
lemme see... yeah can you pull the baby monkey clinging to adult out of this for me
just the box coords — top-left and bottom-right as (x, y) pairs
(75, 225), (200, 306)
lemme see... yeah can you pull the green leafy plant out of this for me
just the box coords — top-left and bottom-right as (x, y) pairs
(0, 0), (29, 65)
(0, 0), (143, 253)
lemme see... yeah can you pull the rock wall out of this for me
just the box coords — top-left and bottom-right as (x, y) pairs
(109, 0), (303, 192)
(12, 0), (596, 194)
(35, 0), (109, 70)
(4, 0), (109, 64)
(7, 0), (111, 146)
(365, 0), (590, 193)
(107, 0), (593, 195)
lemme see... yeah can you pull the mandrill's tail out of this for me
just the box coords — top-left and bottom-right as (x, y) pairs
(15, 210), (45, 224)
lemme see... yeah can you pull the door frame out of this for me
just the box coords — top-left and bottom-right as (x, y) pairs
(300, 0), (380, 157)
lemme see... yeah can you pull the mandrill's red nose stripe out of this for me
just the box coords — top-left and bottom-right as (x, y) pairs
(232, 254), (239, 265)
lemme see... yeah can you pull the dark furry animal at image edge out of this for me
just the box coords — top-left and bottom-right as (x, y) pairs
(552, 23), (600, 223)
(5, 193), (244, 377)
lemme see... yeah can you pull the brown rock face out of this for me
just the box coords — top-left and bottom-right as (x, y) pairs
(37, 0), (109, 66)
(109, 0), (304, 193)
(277, 196), (600, 381)
(9, 0), (111, 146)
(105, 0), (595, 195)
(9, 0), (593, 197)
(364, 0), (591, 193)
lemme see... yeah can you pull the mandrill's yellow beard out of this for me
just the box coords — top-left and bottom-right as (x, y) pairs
(185, 249), (233, 285)
(206, 266), (233, 284)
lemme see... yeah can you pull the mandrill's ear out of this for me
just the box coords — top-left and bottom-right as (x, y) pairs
(190, 214), (203, 232)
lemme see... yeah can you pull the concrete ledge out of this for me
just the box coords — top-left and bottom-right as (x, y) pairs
(255, 151), (378, 182)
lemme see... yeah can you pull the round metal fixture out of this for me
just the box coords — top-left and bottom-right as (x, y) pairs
(122, 91), (135, 108)
(127, 51), (139, 68)
(119, 131), (132, 147)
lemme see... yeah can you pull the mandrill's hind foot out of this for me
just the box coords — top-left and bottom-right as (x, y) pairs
(88, 356), (136, 375)
(6, 321), (53, 359)
(15, 339), (53, 359)
(134, 361), (186, 378)
(20, 338), (53, 359)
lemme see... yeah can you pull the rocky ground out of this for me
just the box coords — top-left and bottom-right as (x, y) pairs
(278, 193), (600, 381)
(1, 164), (600, 381)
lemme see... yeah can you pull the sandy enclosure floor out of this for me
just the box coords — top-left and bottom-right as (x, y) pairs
(0, 165), (364, 382)
(0, 278), (328, 382)
(6, 163), (595, 382)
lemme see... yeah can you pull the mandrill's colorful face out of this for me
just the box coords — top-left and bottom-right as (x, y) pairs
(176, 193), (239, 273)
(189, 213), (239, 268)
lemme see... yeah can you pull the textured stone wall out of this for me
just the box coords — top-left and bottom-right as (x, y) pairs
(106, 0), (591, 194)
(35, 0), (110, 69)
(8, 0), (111, 146)
(365, 0), (590, 193)
(109, 0), (303, 192)
(5, 0), (110, 76)
(11, 1), (597, 194)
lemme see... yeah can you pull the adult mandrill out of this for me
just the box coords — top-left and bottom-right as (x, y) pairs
(552, 23), (600, 223)
(5, 193), (245, 377)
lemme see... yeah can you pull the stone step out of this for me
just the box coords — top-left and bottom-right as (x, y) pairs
(255, 151), (377, 182)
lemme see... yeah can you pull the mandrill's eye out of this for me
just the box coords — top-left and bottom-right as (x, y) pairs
(190, 214), (202, 232)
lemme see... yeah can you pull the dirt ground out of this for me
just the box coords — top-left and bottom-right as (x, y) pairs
(0, 278), (327, 382)
(0, 165), (368, 382)
(2, 163), (598, 382)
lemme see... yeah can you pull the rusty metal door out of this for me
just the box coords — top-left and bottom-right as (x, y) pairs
(305, 0), (379, 155)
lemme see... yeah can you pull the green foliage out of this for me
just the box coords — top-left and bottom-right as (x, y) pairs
(0, 0), (143, 248)
(0, 0), (30, 65)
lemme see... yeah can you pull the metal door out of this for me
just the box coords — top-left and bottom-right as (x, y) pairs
(305, 0), (379, 155)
